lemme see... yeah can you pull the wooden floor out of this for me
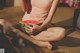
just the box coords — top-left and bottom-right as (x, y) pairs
(0, 7), (80, 53)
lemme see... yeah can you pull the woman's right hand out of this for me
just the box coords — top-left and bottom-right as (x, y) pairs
(19, 21), (33, 34)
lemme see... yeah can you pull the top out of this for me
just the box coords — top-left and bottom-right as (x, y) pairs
(22, 0), (53, 24)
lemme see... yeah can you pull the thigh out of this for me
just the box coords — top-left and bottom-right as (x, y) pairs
(33, 27), (65, 39)
(31, 30), (56, 41)
(47, 27), (65, 33)
(36, 31), (55, 37)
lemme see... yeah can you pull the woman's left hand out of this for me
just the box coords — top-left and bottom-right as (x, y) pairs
(32, 24), (42, 34)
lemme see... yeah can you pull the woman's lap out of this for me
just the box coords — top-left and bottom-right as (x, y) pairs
(36, 27), (65, 36)
(31, 27), (65, 41)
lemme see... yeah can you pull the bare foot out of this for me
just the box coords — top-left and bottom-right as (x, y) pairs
(31, 35), (52, 49)
(36, 41), (52, 49)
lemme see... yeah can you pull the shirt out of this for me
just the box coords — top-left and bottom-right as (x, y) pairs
(22, 0), (53, 24)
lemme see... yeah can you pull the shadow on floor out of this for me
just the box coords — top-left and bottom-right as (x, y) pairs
(54, 36), (80, 47)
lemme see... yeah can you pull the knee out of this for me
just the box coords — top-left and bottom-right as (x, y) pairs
(56, 28), (65, 41)
(47, 27), (65, 41)
(0, 19), (6, 26)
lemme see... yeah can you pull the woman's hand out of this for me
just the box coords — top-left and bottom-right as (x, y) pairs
(24, 24), (42, 34)
(19, 21), (33, 34)
(24, 24), (33, 34)
(32, 24), (42, 34)
(19, 21), (43, 34)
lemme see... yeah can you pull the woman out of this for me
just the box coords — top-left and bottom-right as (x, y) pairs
(19, 0), (65, 49)
(0, 0), (65, 49)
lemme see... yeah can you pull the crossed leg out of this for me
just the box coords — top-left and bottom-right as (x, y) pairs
(0, 19), (65, 49)
(31, 27), (65, 49)
(32, 27), (65, 41)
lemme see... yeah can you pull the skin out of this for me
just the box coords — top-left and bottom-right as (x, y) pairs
(20, 0), (65, 49)
(31, 27), (65, 42)
(20, 0), (65, 41)
(20, 0), (59, 33)
(0, 0), (65, 50)
(0, 19), (52, 49)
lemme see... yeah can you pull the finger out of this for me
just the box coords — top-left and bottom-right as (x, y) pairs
(24, 27), (31, 31)
(30, 24), (36, 29)
(24, 28), (31, 33)
(24, 27), (33, 33)
(25, 30), (30, 33)
(25, 24), (33, 29)
(27, 24), (33, 27)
